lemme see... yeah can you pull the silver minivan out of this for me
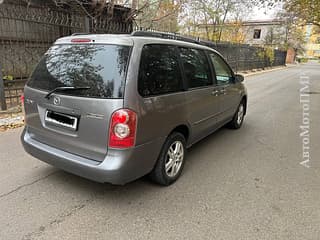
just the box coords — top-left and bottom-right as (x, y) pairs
(21, 31), (247, 186)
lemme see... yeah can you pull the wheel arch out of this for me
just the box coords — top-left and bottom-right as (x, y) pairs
(169, 124), (190, 142)
(242, 95), (247, 115)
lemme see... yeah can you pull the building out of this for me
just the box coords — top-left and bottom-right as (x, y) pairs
(196, 19), (288, 47)
(303, 24), (320, 58)
(240, 20), (287, 47)
(196, 19), (294, 63)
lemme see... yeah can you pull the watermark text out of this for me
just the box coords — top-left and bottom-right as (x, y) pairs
(299, 74), (311, 168)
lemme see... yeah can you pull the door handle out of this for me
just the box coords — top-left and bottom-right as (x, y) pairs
(212, 89), (226, 96)
(211, 90), (219, 96)
(220, 89), (227, 95)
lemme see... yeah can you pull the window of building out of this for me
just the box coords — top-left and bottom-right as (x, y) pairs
(253, 29), (261, 39)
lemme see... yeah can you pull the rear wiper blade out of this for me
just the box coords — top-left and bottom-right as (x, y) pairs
(45, 86), (91, 99)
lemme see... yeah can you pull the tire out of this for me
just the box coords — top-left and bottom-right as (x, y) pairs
(228, 100), (245, 129)
(149, 132), (187, 186)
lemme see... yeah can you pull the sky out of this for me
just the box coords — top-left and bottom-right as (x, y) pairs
(248, 2), (284, 21)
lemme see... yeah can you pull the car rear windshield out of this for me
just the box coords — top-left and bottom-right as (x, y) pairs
(27, 44), (131, 98)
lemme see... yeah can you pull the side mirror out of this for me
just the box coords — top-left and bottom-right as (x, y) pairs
(235, 74), (244, 82)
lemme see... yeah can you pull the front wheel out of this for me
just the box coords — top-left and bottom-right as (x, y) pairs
(149, 132), (186, 186)
(228, 101), (245, 129)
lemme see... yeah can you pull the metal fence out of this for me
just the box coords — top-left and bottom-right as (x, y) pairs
(211, 42), (287, 73)
(132, 28), (287, 73)
(0, 0), (133, 110)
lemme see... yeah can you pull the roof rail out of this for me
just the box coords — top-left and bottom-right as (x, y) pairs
(131, 31), (201, 45)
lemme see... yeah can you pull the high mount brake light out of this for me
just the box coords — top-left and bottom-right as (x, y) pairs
(71, 38), (91, 43)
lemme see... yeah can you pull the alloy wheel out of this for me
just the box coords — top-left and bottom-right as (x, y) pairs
(165, 141), (184, 178)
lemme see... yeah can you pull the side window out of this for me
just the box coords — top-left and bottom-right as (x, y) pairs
(179, 48), (212, 89)
(209, 52), (233, 85)
(138, 44), (182, 97)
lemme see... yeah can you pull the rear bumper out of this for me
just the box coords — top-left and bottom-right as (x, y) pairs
(21, 127), (164, 185)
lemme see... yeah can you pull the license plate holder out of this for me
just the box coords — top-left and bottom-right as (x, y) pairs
(45, 110), (79, 131)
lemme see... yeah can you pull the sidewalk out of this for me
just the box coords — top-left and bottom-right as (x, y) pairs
(239, 64), (298, 77)
(0, 106), (24, 132)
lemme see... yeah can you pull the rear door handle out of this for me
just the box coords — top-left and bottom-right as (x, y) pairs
(220, 89), (227, 95)
(211, 90), (219, 96)
(212, 89), (226, 96)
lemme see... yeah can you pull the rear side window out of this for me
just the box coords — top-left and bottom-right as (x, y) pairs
(138, 44), (183, 97)
(179, 48), (212, 88)
(27, 44), (130, 98)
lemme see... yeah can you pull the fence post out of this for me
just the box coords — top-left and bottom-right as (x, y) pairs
(0, 63), (7, 111)
(84, 16), (90, 33)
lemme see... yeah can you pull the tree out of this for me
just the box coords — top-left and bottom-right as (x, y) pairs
(180, 0), (255, 42)
(135, 0), (183, 32)
(260, 0), (320, 27)
(180, 0), (234, 41)
(286, 0), (320, 26)
(275, 10), (306, 52)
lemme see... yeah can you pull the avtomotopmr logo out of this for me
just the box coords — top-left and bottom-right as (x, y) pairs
(299, 73), (311, 168)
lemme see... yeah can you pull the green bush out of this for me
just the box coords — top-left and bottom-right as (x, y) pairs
(297, 58), (308, 63)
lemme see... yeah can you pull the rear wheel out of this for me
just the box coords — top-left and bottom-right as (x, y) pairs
(150, 132), (186, 186)
(228, 101), (245, 129)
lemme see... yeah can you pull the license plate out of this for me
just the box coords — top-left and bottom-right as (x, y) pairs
(45, 110), (78, 131)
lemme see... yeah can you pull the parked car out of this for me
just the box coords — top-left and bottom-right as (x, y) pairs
(21, 31), (247, 186)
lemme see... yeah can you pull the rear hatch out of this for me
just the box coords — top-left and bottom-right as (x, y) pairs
(24, 42), (131, 162)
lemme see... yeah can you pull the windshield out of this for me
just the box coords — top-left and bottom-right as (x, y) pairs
(27, 44), (131, 98)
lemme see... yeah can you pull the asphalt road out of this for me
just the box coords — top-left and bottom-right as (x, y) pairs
(0, 62), (319, 240)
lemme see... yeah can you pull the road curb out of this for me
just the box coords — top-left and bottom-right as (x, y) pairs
(239, 64), (298, 77)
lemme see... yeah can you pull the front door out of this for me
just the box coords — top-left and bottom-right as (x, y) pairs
(208, 52), (241, 122)
(178, 47), (220, 142)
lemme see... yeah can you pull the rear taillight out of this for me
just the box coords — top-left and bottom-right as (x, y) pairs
(20, 94), (24, 103)
(108, 109), (137, 148)
(20, 94), (25, 122)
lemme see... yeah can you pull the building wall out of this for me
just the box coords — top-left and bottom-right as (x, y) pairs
(303, 24), (320, 58)
(286, 47), (296, 64)
(241, 21), (287, 46)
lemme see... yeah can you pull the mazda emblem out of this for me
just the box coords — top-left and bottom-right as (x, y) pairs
(53, 96), (61, 105)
